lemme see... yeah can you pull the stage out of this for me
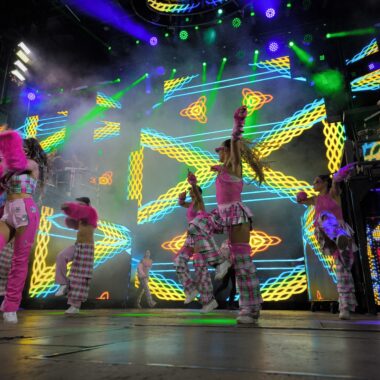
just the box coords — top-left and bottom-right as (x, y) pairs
(0, 309), (379, 380)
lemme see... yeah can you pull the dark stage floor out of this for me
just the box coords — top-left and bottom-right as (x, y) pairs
(0, 309), (379, 380)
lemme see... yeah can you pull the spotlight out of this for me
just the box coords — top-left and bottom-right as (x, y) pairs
(16, 50), (30, 64)
(232, 17), (242, 28)
(222, 57), (227, 62)
(265, 8), (276, 18)
(202, 62), (207, 66)
(254, 49), (259, 55)
(179, 30), (189, 40)
(288, 41), (294, 47)
(11, 70), (25, 82)
(218, 9), (223, 15)
(368, 63), (375, 70)
(14, 60), (27, 72)
(17, 42), (31, 55)
(268, 41), (279, 52)
(27, 92), (36, 101)
(149, 36), (158, 46)
(136, 40), (140, 44)
(250, 11), (255, 16)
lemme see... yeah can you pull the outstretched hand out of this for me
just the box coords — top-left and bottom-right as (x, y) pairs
(187, 170), (197, 185)
(233, 105), (248, 125)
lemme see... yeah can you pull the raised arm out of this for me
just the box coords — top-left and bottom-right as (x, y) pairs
(187, 171), (205, 211)
(178, 191), (191, 208)
(330, 163), (356, 199)
(230, 106), (247, 173)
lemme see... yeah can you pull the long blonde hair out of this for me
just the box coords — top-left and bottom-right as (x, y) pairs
(223, 138), (265, 184)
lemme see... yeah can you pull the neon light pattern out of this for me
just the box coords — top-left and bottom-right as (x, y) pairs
(180, 95), (208, 124)
(366, 220), (380, 306)
(147, 0), (200, 14)
(96, 291), (110, 300)
(132, 99), (324, 224)
(346, 38), (379, 65)
(93, 121), (121, 142)
(96, 91), (122, 109)
(161, 229), (281, 256)
(362, 141), (380, 161)
(90, 171), (113, 186)
(24, 115), (39, 138)
(29, 206), (132, 298)
(257, 99), (326, 157)
(260, 265), (307, 301)
(322, 120), (346, 173)
(351, 69), (380, 92)
(135, 264), (307, 301)
(241, 89), (273, 116)
(302, 206), (337, 283)
(127, 148), (144, 207)
(250, 56), (291, 76)
(164, 75), (199, 101)
(17, 113), (68, 154)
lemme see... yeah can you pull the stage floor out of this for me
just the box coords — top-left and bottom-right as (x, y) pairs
(0, 309), (379, 380)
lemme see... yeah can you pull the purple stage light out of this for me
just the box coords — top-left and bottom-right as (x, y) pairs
(66, 0), (150, 42)
(156, 66), (166, 76)
(150, 36), (158, 46)
(268, 41), (279, 52)
(265, 8), (276, 18)
(368, 63), (375, 70)
(27, 92), (36, 101)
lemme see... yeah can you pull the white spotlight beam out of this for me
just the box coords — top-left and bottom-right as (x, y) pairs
(11, 70), (26, 81)
(17, 42), (31, 55)
(14, 60), (28, 72)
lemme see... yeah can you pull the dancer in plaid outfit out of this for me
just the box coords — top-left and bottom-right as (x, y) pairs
(136, 250), (156, 308)
(296, 164), (358, 320)
(55, 197), (98, 315)
(0, 131), (47, 323)
(175, 172), (231, 313)
(205, 105), (264, 324)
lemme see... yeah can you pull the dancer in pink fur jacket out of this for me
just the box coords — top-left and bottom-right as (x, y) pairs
(54, 197), (98, 315)
(0, 130), (48, 323)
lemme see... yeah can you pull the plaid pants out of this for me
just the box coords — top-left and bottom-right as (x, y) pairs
(174, 246), (197, 295)
(230, 243), (262, 313)
(174, 246), (214, 305)
(335, 249), (357, 312)
(68, 243), (94, 307)
(0, 242), (13, 296)
(137, 276), (154, 306)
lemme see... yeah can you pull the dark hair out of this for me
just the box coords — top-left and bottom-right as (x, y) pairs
(222, 138), (265, 184)
(23, 138), (48, 187)
(76, 197), (91, 205)
(317, 174), (332, 190)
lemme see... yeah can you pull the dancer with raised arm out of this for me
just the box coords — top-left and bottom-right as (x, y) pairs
(175, 172), (230, 313)
(55, 197), (98, 315)
(296, 164), (357, 320)
(0, 131), (47, 323)
(208, 105), (264, 324)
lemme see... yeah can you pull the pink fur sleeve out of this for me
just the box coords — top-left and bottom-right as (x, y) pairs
(62, 202), (98, 228)
(0, 131), (27, 172)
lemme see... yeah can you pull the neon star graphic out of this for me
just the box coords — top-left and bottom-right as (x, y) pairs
(180, 96), (208, 124)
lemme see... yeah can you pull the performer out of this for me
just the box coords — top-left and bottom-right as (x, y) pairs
(136, 250), (156, 308)
(0, 131), (47, 323)
(175, 174), (230, 313)
(207, 105), (264, 324)
(55, 197), (98, 315)
(296, 165), (358, 320)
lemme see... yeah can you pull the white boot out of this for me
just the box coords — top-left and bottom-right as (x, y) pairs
(65, 305), (80, 315)
(339, 309), (350, 320)
(3, 312), (18, 323)
(201, 299), (218, 313)
(55, 285), (67, 297)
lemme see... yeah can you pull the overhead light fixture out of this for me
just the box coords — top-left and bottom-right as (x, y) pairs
(16, 50), (30, 64)
(11, 70), (26, 81)
(17, 42), (31, 55)
(14, 60), (28, 72)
